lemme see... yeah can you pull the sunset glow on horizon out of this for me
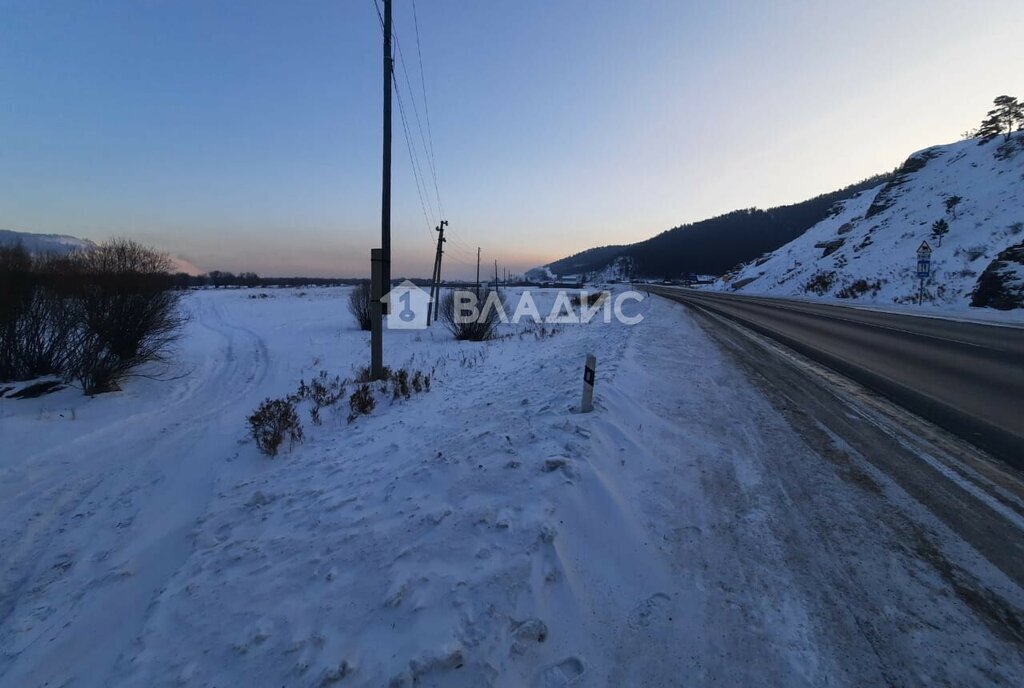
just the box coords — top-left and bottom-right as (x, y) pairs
(2, 0), (1022, 278)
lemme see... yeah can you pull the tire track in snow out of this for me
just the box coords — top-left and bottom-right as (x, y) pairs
(0, 292), (271, 686)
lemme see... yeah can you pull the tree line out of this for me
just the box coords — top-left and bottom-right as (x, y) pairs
(545, 172), (894, 280)
(1, 239), (183, 394)
(171, 271), (364, 289)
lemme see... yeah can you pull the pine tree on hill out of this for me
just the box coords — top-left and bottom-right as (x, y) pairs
(978, 95), (1023, 143)
(944, 195), (962, 219)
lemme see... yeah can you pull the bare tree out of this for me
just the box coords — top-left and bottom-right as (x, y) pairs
(69, 239), (185, 394)
(347, 281), (373, 331)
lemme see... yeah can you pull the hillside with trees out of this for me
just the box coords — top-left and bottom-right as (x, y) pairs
(534, 174), (894, 281)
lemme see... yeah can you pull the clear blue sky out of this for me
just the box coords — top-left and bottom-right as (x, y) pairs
(1, 0), (1021, 277)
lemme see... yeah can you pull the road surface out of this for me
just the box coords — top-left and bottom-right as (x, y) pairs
(647, 287), (1024, 468)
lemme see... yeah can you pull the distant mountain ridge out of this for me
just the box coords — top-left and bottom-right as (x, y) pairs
(0, 229), (204, 276)
(0, 229), (96, 255)
(532, 174), (894, 281)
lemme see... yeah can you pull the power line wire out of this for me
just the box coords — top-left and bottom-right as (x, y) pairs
(410, 0), (444, 218)
(393, 33), (442, 222)
(381, 0), (444, 224)
(372, 0), (462, 259)
(394, 71), (437, 238)
(372, 0), (436, 248)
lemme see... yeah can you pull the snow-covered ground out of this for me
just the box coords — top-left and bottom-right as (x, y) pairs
(713, 134), (1024, 313)
(2, 287), (1023, 686)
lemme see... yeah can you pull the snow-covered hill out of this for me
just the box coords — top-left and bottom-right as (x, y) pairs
(0, 229), (204, 275)
(712, 134), (1024, 310)
(0, 229), (96, 255)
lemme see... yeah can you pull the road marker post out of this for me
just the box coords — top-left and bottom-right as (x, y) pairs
(916, 241), (932, 305)
(581, 354), (596, 413)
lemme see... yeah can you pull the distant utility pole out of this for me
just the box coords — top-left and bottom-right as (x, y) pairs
(494, 259), (499, 287)
(426, 228), (440, 327)
(371, 0), (393, 380)
(427, 220), (447, 324)
(476, 247), (481, 294)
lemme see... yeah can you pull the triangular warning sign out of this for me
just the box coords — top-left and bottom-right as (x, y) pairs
(917, 241), (932, 253)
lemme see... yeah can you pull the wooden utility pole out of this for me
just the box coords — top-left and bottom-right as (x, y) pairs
(476, 247), (481, 294)
(494, 260), (498, 287)
(380, 0), (393, 310)
(369, 0), (393, 380)
(370, 249), (384, 379)
(427, 221), (447, 324)
(426, 229), (440, 327)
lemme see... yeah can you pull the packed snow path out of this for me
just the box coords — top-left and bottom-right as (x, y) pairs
(2, 288), (1023, 686)
(0, 295), (274, 685)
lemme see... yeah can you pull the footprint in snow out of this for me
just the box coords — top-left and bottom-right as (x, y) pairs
(627, 592), (672, 630)
(536, 657), (585, 687)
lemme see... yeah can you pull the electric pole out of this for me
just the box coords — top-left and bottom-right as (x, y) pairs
(371, 0), (393, 380)
(476, 247), (481, 294)
(494, 260), (498, 287)
(381, 0), (392, 307)
(426, 229), (440, 327)
(427, 220), (447, 325)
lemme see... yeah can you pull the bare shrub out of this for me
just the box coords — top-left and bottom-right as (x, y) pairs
(965, 245), (987, 262)
(342, 367), (429, 421)
(803, 271), (837, 295)
(411, 370), (430, 393)
(348, 384), (376, 421)
(836, 279), (882, 299)
(69, 239), (184, 394)
(348, 281), (372, 331)
(391, 368), (410, 399)
(439, 288), (505, 341)
(291, 371), (345, 425)
(568, 291), (609, 308)
(18, 258), (81, 378)
(0, 244), (35, 380)
(354, 365), (391, 383)
(1, 248), (93, 382)
(248, 398), (304, 456)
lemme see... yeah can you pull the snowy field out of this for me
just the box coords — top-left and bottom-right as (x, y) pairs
(2, 287), (1023, 687)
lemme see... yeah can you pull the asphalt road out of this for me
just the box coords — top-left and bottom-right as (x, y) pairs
(647, 287), (1024, 469)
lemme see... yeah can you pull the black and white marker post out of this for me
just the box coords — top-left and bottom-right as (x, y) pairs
(581, 353), (596, 413)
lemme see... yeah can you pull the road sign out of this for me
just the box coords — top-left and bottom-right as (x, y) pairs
(916, 241), (932, 279)
(915, 241), (932, 304)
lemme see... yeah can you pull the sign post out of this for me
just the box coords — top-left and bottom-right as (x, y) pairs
(580, 354), (596, 413)
(916, 241), (932, 305)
